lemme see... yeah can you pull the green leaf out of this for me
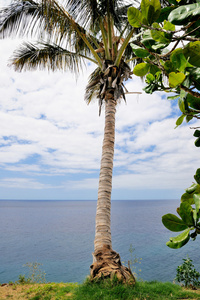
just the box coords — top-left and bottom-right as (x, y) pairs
(168, 3), (200, 25)
(179, 202), (194, 227)
(128, 7), (142, 28)
(188, 68), (200, 90)
(141, 30), (157, 49)
(184, 41), (200, 67)
(169, 72), (185, 88)
(130, 44), (150, 58)
(186, 18), (200, 38)
(151, 23), (169, 44)
(194, 169), (200, 184)
(164, 61), (176, 73)
(186, 94), (200, 110)
(133, 63), (150, 76)
(181, 192), (195, 205)
(167, 94), (179, 100)
(146, 73), (155, 83)
(186, 114), (193, 123)
(162, 214), (188, 232)
(157, 7), (175, 23)
(185, 183), (198, 194)
(178, 98), (185, 113)
(141, 0), (161, 25)
(194, 130), (200, 138)
(194, 193), (200, 213)
(150, 65), (160, 75)
(166, 228), (190, 249)
(163, 20), (175, 32)
(195, 137), (200, 147)
(152, 42), (168, 50)
(170, 49), (193, 72)
(175, 115), (185, 127)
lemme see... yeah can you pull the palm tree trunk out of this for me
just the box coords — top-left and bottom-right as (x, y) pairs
(94, 94), (115, 253)
(90, 87), (135, 283)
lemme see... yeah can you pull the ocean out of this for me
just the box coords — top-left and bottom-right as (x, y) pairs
(0, 200), (199, 284)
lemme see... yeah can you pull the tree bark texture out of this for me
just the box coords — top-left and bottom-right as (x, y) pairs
(90, 87), (135, 283)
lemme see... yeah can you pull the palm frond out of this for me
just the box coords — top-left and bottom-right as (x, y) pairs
(65, 0), (99, 29)
(84, 67), (101, 105)
(10, 41), (89, 75)
(0, 0), (39, 37)
(0, 0), (103, 67)
(0, 1), (83, 46)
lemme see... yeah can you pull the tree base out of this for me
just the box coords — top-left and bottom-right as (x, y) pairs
(90, 245), (136, 284)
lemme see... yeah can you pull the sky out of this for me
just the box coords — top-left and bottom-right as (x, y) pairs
(0, 1), (199, 201)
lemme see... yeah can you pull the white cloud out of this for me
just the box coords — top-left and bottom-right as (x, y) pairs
(0, 16), (199, 199)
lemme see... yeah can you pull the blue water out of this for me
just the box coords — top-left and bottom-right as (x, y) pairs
(0, 200), (199, 284)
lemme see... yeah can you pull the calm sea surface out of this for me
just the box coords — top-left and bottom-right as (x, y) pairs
(0, 200), (199, 284)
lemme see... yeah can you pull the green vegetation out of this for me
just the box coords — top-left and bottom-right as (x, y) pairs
(1, 279), (200, 300)
(73, 278), (200, 300)
(123, 244), (142, 279)
(18, 262), (46, 284)
(127, 0), (200, 249)
(175, 256), (200, 288)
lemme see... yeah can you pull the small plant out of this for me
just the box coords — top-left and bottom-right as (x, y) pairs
(123, 244), (142, 279)
(18, 262), (46, 284)
(175, 256), (200, 288)
(18, 274), (31, 284)
(25, 262), (46, 283)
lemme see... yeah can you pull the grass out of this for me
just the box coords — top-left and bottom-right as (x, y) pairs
(1, 279), (200, 299)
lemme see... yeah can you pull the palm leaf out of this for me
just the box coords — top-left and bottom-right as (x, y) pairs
(84, 67), (102, 105)
(10, 41), (89, 74)
(0, 1), (88, 48)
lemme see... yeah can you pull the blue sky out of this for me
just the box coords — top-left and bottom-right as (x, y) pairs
(0, 1), (199, 200)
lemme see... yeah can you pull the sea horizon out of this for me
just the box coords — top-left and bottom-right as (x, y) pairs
(1, 199), (197, 284)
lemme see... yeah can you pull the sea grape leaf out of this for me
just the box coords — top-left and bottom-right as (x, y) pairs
(170, 49), (193, 72)
(130, 44), (150, 58)
(194, 194), (200, 214)
(194, 169), (200, 184)
(162, 214), (188, 232)
(141, 30), (160, 49)
(151, 23), (169, 44)
(146, 73), (155, 83)
(188, 67), (200, 81)
(141, 0), (161, 25)
(166, 228), (190, 249)
(195, 138), (200, 147)
(163, 20), (175, 31)
(186, 19), (200, 38)
(175, 115), (185, 127)
(193, 130), (200, 147)
(152, 42), (168, 50)
(157, 7), (175, 23)
(167, 94), (179, 101)
(185, 183), (198, 194)
(184, 42), (200, 67)
(181, 192), (195, 205)
(128, 7), (142, 28)
(179, 202), (194, 227)
(168, 3), (200, 25)
(164, 61), (176, 73)
(169, 72), (185, 88)
(178, 98), (185, 113)
(186, 94), (200, 110)
(185, 113), (193, 124)
(150, 65), (160, 75)
(133, 63), (150, 76)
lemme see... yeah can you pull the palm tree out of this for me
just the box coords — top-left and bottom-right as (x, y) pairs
(0, 0), (138, 282)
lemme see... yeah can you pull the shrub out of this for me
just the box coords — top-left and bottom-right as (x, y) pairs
(175, 256), (200, 288)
